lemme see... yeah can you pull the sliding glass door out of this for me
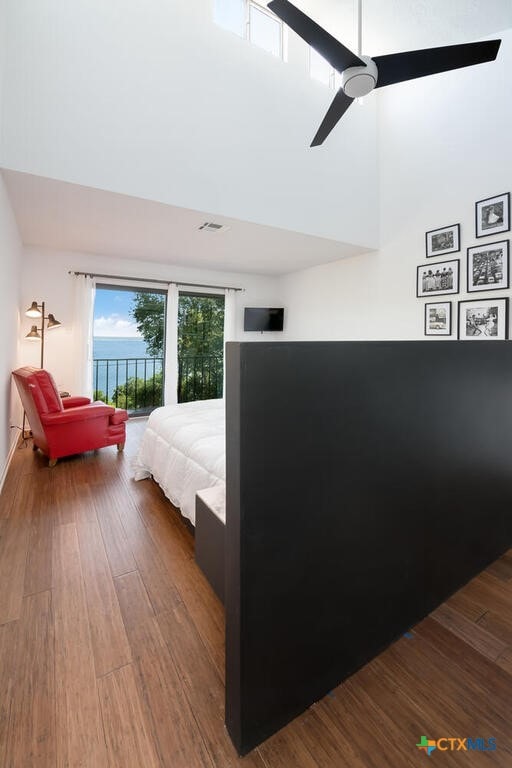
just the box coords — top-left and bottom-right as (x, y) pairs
(92, 286), (225, 409)
(92, 285), (166, 414)
(177, 293), (225, 402)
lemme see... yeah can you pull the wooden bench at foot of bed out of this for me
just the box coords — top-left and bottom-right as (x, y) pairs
(195, 487), (226, 603)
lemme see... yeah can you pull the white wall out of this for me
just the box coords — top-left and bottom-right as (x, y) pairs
(0, 173), (23, 488)
(1, 0), (378, 249)
(20, 247), (283, 394)
(281, 29), (512, 341)
(0, 0), (5, 136)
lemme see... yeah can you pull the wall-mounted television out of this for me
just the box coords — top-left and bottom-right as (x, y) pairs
(244, 307), (284, 332)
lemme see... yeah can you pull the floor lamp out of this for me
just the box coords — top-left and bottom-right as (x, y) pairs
(25, 300), (62, 369)
(23, 300), (62, 440)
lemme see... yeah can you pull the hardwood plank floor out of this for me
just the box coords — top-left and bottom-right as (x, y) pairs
(4, 590), (55, 767)
(0, 514), (30, 624)
(24, 507), (54, 596)
(1, 422), (512, 766)
(92, 484), (137, 577)
(0, 619), (17, 766)
(431, 602), (508, 661)
(53, 523), (108, 767)
(115, 570), (214, 768)
(76, 514), (132, 678)
(98, 663), (161, 768)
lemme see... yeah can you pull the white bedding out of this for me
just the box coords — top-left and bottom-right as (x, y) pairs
(133, 399), (225, 525)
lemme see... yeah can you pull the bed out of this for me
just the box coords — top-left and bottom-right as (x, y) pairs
(133, 398), (225, 525)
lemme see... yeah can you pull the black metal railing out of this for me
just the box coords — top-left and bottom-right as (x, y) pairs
(178, 353), (223, 403)
(93, 353), (223, 412)
(93, 357), (164, 415)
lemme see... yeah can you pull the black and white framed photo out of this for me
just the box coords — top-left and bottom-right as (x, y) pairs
(425, 223), (460, 258)
(424, 302), (452, 336)
(467, 240), (509, 292)
(475, 192), (510, 238)
(417, 259), (459, 298)
(458, 297), (509, 340)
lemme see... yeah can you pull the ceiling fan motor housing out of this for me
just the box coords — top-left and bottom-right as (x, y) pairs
(342, 55), (378, 98)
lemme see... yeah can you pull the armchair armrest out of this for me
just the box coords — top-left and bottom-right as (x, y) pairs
(62, 396), (91, 408)
(41, 403), (114, 426)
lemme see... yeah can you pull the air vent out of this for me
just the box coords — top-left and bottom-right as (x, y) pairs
(198, 222), (230, 233)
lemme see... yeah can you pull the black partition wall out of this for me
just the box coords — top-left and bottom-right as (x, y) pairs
(225, 341), (512, 755)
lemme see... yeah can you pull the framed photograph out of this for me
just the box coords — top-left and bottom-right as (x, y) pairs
(425, 302), (452, 336)
(425, 223), (460, 258)
(458, 297), (509, 340)
(475, 192), (510, 238)
(417, 259), (459, 298)
(467, 240), (509, 292)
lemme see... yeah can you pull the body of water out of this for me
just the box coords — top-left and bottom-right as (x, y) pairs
(93, 336), (149, 360)
(93, 336), (162, 401)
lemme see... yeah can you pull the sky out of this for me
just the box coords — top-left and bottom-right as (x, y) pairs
(93, 288), (141, 338)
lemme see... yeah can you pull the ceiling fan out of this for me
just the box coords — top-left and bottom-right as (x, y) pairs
(267, 0), (501, 146)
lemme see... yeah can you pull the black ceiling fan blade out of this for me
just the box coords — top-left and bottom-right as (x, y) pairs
(268, 0), (363, 72)
(310, 89), (354, 147)
(373, 39), (501, 89)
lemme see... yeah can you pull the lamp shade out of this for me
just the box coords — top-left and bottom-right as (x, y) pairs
(47, 313), (61, 329)
(26, 301), (42, 318)
(26, 325), (41, 340)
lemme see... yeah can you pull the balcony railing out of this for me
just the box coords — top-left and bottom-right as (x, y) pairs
(178, 353), (223, 403)
(92, 353), (223, 414)
(93, 357), (164, 415)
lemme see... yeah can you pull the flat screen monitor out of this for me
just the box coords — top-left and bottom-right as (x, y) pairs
(244, 307), (284, 332)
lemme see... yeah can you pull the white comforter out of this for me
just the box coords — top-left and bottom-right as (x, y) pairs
(133, 399), (225, 525)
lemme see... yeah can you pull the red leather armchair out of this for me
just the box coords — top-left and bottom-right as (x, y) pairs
(12, 367), (128, 466)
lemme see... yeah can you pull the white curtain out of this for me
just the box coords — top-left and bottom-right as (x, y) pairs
(73, 274), (95, 397)
(164, 283), (179, 404)
(223, 288), (237, 397)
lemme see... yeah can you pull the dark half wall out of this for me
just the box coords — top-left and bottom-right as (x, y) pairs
(225, 341), (512, 755)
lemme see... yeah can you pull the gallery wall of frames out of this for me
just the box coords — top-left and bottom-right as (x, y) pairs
(419, 192), (510, 340)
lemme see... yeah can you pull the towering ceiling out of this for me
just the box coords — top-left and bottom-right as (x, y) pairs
(300, 0), (512, 56)
(1, 1), (510, 274)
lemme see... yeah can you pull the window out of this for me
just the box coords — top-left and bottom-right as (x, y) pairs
(214, 0), (284, 59)
(248, 2), (282, 58)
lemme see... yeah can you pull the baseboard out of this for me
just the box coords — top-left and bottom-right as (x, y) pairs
(0, 432), (20, 495)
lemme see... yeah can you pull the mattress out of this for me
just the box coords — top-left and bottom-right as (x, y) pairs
(133, 398), (225, 525)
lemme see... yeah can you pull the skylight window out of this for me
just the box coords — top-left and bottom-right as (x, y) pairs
(214, 0), (284, 59)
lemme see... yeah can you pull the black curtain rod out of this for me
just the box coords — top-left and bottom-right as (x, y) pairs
(69, 270), (244, 292)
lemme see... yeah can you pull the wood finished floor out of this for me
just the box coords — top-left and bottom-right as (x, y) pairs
(1, 419), (512, 766)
